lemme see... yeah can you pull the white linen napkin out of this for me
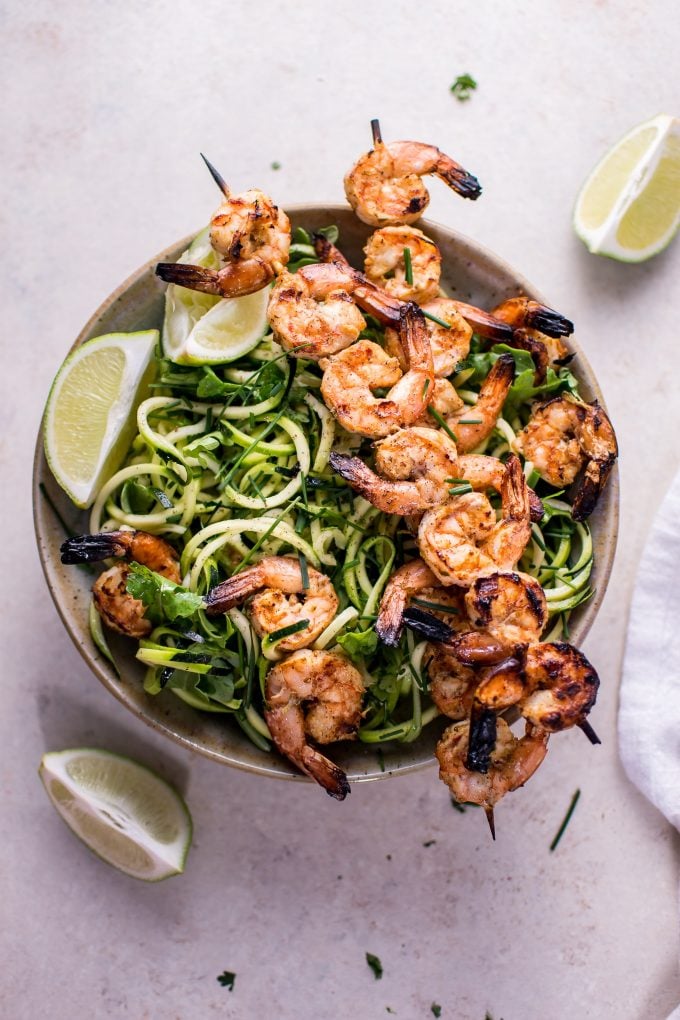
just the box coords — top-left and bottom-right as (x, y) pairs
(619, 468), (680, 829)
(619, 469), (680, 1020)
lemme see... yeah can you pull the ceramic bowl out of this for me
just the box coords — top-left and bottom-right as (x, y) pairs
(33, 205), (619, 784)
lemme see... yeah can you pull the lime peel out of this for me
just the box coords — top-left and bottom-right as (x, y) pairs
(39, 748), (192, 881)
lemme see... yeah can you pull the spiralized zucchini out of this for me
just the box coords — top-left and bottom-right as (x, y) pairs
(94, 226), (592, 751)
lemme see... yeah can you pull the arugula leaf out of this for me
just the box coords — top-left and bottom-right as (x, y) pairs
(126, 563), (204, 623)
(216, 970), (236, 990)
(337, 629), (379, 662)
(366, 953), (383, 980)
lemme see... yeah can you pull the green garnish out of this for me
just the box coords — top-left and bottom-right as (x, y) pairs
(411, 597), (458, 615)
(271, 161), (281, 170)
(423, 839), (436, 847)
(217, 971), (236, 990)
(456, 418), (482, 425)
(448, 483), (473, 496)
(267, 619), (310, 643)
(450, 797), (466, 812)
(427, 406), (457, 442)
(126, 564), (204, 623)
(422, 377), (431, 399)
(377, 749), (386, 772)
(403, 246), (414, 285)
(550, 789), (581, 851)
(450, 73), (477, 101)
(298, 551), (310, 592)
(422, 309), (452, 330)
(366, 953), (383, 980)
(431, 1005), (442, 1018)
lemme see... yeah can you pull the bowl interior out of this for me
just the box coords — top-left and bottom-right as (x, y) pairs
(33, 205), (619, 784)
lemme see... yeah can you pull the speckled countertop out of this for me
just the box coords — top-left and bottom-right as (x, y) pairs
(4, 3), (680, 1018)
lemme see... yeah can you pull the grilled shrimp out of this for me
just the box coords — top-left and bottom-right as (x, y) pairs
(267, 262), (401, 360)
(418, 454), (532, 586)
(205, 556), (338, 651)
(515, 395), (618, 519)
(386, 298), (473, 378)
(420, 356), (515, 454)
(320, 303), (434, 438)
(329, 426), (459, 516)
(363, 225), (441, 303)
(60, 530), (181, 638)
(264, 650), (364, 799)
(425, 645), (478, 720)
(344, 120), (481, 226)
(456, 454), (544, 522)
(375, 558), (464, 646)
(436, 718), (549, 818)
(156, 162), (291, 298)
(464, 572), (548, 649)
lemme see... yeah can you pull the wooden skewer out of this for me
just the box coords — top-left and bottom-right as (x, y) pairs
(370, 118), (382, 146)
(485, 806), (496, 841)
(200, 153), (230, 197)
(579, 720), (601, 745)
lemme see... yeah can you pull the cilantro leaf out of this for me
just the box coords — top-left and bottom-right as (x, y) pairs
(366, 953), (383, 980)
(126, 563), (204, 623)
(431, 1005), (442, 1018)
(217, 970), (236, 990)
(450, 73), (477, 101)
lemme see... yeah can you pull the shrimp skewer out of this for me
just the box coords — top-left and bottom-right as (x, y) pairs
(437, 718), (549, 837)
(515, 395), (618, 519)
(320, 302), (434, 438)
(264, 650), (364, 799)
(345, 119), (481, 226)
(375, 558), (464, 646)
(156, 156), (291, 298)
(363, 225), (441, 303)
(418, 454), (532, 586)
(329, 426), (459, 516)
(60, 530), (180, 638)
(205, 556), (338, 651)
(267, 262), (401, 360)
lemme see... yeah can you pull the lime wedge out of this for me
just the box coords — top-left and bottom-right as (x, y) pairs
(574, 114), (680, 262)
(43, 330), (157, 508)
(162, 227), (270, 365)
(39, 749), (192, 881)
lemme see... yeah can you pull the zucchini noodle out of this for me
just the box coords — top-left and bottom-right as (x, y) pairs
(93, 225), (594, 755)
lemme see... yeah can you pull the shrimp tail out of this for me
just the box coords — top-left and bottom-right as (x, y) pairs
(328, 453), (419, 515)
(435, 158), (483, 200)
(571, 452), (616, 521)
(60, 532), (130, 564)
(205, 569), (262, 614)
(466, 705), (497, 773)
(312, 233), (350, 267)
(524, 304), (574, 338)
(402, 606), (457, 644)
(301, 746), (351, 800)
(452, 302), (514, 342)
(503, 454), (530, 520)
(155, 262), (224, 296)
(311, 234), (403, 325)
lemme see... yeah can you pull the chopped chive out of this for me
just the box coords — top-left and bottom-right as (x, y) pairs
(271, 160), (281, 170)
(300, 471), (309, 509)
(448, 483), (473, 496)
(411, 597), (459, 615)
(561, 612), (570, 638)
(456, 418), (482, 426)
(431, 1005), (442, 1018)
(427, 406), (457, 442)
(422, 377), (431, 399)
(217, 970), (236, 990)
(366, 953), (383, 980)
(450, 796), (466, 812)
(422, 309), (452, 330)
(268, 618), (310, 643)
(151, 487), (174, 509)
(377, 749), (386, 773)
(549, 789), (581, 851)
(298, 551), (310, 592)
(403, 246), (414, 286)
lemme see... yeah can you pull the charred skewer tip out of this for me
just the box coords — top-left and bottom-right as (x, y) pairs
(370, 119), (382, 146)
(200, 152), (230, 197)
(485, 806), (496, 840)
(579, 720), (601, 745)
